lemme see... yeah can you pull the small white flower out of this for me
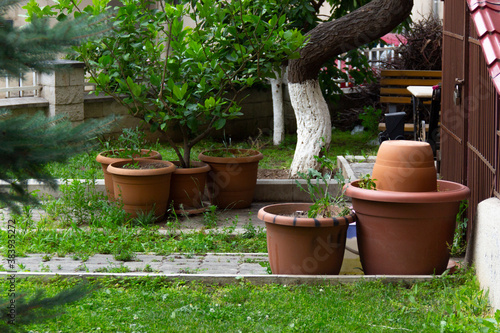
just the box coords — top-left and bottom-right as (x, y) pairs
(247, 316), (251, 321)
(210, 308), (215, 313)
(319, 288), (324, 292)
(133, 314), (138, 320)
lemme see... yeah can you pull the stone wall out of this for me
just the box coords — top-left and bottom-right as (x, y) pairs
(472, 197), (500, 311)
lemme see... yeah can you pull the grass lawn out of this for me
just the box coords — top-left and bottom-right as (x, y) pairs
(2, 269), (497, 332)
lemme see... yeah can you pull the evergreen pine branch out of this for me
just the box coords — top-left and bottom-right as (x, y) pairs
(0, 282), (98, 332)
(0, 110), (115, 214)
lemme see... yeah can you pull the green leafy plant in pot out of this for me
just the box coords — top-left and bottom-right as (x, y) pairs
(30, 0), (305, 212)
(95, 127), (161, 201)
(257, 152), (356, 275)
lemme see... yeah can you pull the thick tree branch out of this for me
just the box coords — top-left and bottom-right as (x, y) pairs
(288, 0), (413, 83)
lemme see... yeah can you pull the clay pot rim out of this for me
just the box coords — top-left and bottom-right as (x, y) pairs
(257, 203), (356, 228)
(107, 159), (175, 176)
(198, 149), (263, 164)
(344, 179), (470, 204)
(96, 149), (161, 165)
(172, 161), (211, 174)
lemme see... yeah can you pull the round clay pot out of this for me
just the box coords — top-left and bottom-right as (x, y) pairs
(96, 149), (161, 200)
(372, 140), (437, 192)
(107, 159), (175, 218)
(198, 149), (263, 209)
(169, 161), (211, 214)
(257, 203), (356, 275)
(344, 180), (470, 275)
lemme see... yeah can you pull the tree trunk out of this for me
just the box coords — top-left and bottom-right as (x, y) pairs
(270, 70), (285, 145)
(288, 0), (413, 177)
(289, 80), (330, 173)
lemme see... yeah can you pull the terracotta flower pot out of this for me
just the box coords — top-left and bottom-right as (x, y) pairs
(372, 140), (437, 192)
(96, 149), (161, 200)
(344, 180), (470, 275)
(198, 149), (263, 209)
(107, 159), (175, 218)
(169, 161), (211, 214)
(257, 203), (356, 275)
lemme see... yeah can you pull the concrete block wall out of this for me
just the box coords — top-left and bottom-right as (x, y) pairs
(473, 198), (500, 311)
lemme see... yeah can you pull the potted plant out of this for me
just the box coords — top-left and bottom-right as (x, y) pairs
(95, 127), (161, 201)
(257, 154), (356, 275)
(198, 148), (263, 209)
(35, 0), (305, 212)
(344, 140), (470, 275)
(107, 158), (176, 219)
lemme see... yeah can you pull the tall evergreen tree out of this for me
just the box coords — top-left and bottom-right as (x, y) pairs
(0, 0), (111, 213)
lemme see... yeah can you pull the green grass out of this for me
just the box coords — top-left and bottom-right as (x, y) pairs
(2, 269), (497, 332)
(44, 130), (379, 179)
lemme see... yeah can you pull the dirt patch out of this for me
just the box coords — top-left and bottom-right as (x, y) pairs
(257, 169), (290, 179)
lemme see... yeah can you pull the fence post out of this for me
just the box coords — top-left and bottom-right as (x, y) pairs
(39, 60), (85, 123)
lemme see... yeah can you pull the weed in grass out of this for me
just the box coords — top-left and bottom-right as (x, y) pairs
(57, 265), (62, 270)
(95, 264), (131, 273)
(17, 263), (26, 270)
(132, 208), (158, 227)
(0, 265), (6, 271)
(450, 200), (469, 257)
(202, 205), (218, 229)
(478, 309), (500, 332)
(113, 248), (136, 262)
(143, 264), (154, 273)
(258, 261), (272, 274)
(39, 263), (51, 272)
(41, 254), (52, 262)
(75, 263), (89, 272)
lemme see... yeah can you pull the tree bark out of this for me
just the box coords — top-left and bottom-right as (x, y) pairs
(288, 0), (413, 177)
(270, 70), (285, 145)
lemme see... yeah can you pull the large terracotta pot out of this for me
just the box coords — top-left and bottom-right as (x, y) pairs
(107, 159), (175, 218)
(96, 149), (161, 200)
(372, 140), (437, 192)
(198, 149), (263, 209)
(169, 161), (211, 214)
(257, 203), (356, 275)
(344, 180), (470, 275)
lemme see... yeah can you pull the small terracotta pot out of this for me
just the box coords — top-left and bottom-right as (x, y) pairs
(107, 159), (175, 218)
(96, 149), (161, 200)
(258, 203), (356, 275)
(372, 140), (437, 192)
(198, 149), (263, 209)
(169, 161), (211, 214)
(344, 180), (470, 275)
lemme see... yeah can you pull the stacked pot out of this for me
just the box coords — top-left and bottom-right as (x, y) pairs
(344, 140), (470, 275)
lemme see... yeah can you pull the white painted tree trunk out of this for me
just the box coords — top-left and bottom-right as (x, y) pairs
(289, 79), (331, 177)
(269, 72), (284, 145)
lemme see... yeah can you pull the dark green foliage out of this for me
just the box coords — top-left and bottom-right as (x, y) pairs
(0, 111), (112, 214)
(0, 0), (112, 213)
(0, 282), (96, 332)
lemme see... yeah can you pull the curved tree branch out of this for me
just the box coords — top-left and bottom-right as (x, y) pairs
(288, 0), (413, 83)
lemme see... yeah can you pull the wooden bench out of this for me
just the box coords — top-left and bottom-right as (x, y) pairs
(378, 69), (442, 133)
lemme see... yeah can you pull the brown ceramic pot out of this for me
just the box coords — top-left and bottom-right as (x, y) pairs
(372, 140), (437, 192)
(344, 180), (470, 275)
(198, 149), (263, 209)
(169, 161), (211, 214)
(107, 159), (175, 218)
(96, 149), (161, 200)
(257, 203), (356, 275)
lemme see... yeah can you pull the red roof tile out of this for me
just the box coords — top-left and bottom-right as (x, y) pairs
(468, 0), (500, 94)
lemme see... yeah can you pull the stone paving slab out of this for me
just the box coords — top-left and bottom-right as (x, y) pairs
(0, 253), (270, 275)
